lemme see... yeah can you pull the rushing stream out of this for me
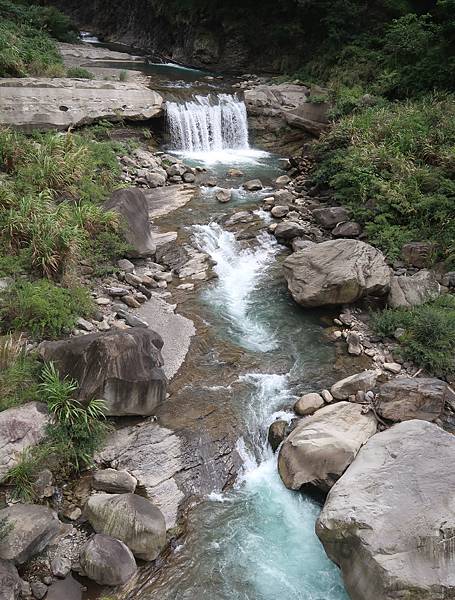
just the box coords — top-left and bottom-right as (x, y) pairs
(114, 91), (349, 599)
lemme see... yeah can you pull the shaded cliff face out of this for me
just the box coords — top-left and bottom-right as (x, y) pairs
(48, 0), (305, 72)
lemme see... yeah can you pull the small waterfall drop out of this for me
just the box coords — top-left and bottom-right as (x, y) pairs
(166, 94), (249, 152)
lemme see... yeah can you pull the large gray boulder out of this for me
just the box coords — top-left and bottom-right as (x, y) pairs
(92, 469), (137, 494)
(377, 377), (451, 422)
(84, 493), (166, 561)
(80, 534), (137, 586)
(387, 270), (440, 308)
(317, 420), (455, 600)
(0, 78), (163, 131)
(0, 560), (21, 600)
(278, 402), (377, 492)
(284, 239), (391, 307)
(104, 188), (157, 257)
(330, 370), (378, 400)
(0, 402), (49, 479)
(39, 329), (167, 417)
(312, 207), (349, 229)
(0, 504), (63, 565)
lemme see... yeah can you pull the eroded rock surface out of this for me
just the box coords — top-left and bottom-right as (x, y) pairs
(317, 420), (455, 600)
(387, 269), (441, 308)
(80, 534), (137, 585)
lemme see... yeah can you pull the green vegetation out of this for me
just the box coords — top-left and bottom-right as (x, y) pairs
(0, 517), (11, 542)
(0, 0), (77, 77)
(0, 335), (40, 411)
(372, 295), (455, 376)
(119, 69), (128, 82)
(66, 66), (95, 79)
(4, 362), (109, 500)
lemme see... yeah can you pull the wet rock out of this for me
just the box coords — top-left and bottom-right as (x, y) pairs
(274, 221), (307, 241)
(268, 420), (288, 452)
(243, 179), (263, 191)
(377, 377), (451, 422)
(80, 534), (137, 586)
(271, 205), (289, 218)
(0, 559), (21, 600)
(182, 172), (195, 183)
(402, 241), (435, 268)
(278, 402), (377, 492)
(316, 420), (455, 600)
(92, 469), (137, 494)
(38, 329), (166, 417)
(331, 221), (362, 238)
(331, 371), (378, 400)
(293, 393), (324, 416)
(283, 240), (390, 307)
(312, 207), (350, 229)
(104, 188), (157, 257)
(204, 177), (217, 187)
(0, 504), (63, 565)
(387, 270), (440, 308)
(85, 493), (166, 561)
(0, 402), (49, 479)
(226, 168), (244, 177)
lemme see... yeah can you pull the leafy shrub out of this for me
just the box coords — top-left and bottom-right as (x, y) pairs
(67, 66), (95, 79)
(1, 279), (93, 339)
(0, 334), (40, 411)
(372, 295), (455, 375)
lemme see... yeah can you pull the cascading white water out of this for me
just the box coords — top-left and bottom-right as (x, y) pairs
(166, 94), (249, 152)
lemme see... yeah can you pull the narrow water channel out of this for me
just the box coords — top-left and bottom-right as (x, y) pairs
(119, 94), (349, 598)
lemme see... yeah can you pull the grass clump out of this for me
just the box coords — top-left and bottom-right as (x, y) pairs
(1, 280), (93, 339)
(372, 295), (455, 376)
(66, 66), (95, 79)
(4, 362), (109, 499)
(0, 334), (40, 411)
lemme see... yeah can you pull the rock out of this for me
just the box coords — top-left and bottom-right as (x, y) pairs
(84, 493), (166, 561)
(46, 575), (83, 600)
(316, 420), (455, 600)
(271, 205), (289, 218)
(166, 163), (186, 177)
(278, 402), (376, 492)
(64, 507), (82, 521)
(402, 241), (435, 268)
(0, 560), (21, 600)
(204, 177), (217, 187)
(121, 294), (141, 308)
(76, 317), (94, 332)
(312, 207), (350, 229)
(104, 189), (157, 257)
(30, 581), (47, 600)
(383, 362), (402, 374)
(226, 168), (244, 177)
(331, 370), (378, 400)
(80, 534), (137, 586)
(92, 469), (137, 494)
(283, 240), (391, 307)
(215, 188), (232, 203)
(293, 393), (324, 416)
(331, 221), (362, 238)
(146, 171), (166, 188)
(33, 469), (54, 499)
(0, 278), (12, 293)
(0, 78), (163, 131)
(38, 329), (166, 417)
(50, 556), (71, 578)
(117, 258), (135, 273)
(275, 175), (291, 187)
(387, 270), (440, 308)
(268, 420), (288, 452)
(273, 189), (294, 204)
(346, 332), (362, 356)
(0, 504), (63, 565)
(0, 402), (49, 479)
(274, 221), (307, 241)
(321, 389), (333, 403)
(243, 179), (263, 191)
(291, 239), (315, 252)
(377, 377), (451, 422)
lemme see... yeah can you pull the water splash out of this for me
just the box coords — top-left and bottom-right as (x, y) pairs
(166, 94), (249, 152)
(193, 223), (279, 352)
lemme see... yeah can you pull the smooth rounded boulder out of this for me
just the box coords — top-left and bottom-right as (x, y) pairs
(80, 534), (137, 586)
(278, 402), (377, 492)
(84, 493), (166, 561)
(283, 239), (390, 307)
(92, 469), (137, 494)
(317, 420), (455, 600)
(39, 329), (167, 417)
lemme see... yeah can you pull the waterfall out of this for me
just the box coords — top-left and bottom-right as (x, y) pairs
(166, 94), (249, 152)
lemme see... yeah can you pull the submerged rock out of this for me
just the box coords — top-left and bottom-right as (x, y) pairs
(278, 402), (377, 492)
(39, 329), (167, 416)
(317, 420), (455, 600)
(80, 534), (137, 586)
(283, 239), (390, 307)
(85, 493), (166, 561)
